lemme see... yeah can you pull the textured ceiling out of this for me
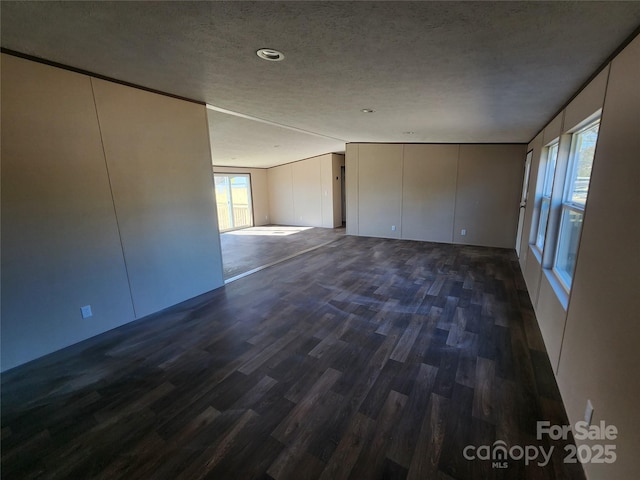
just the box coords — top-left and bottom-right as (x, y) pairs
(2, 1), (640, 168)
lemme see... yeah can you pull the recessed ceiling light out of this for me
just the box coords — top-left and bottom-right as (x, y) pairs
(256, 48), (285, 61)
(361, 108), (375, 113)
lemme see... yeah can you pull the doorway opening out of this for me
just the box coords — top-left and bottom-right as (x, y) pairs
(214, 173), (253, 232)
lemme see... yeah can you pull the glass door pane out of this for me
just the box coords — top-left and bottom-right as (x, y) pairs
(214, 175), (232, 231)
(214, 173), (253, 232)
(229, 175), (253, 229)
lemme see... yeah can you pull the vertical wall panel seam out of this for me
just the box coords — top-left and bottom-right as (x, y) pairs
(320, 158), (325, 228)
(319, 159), (324, 227)
(399, 144), (405, 239)
(356, 145), (359, 235)
(89, 77), (138, 318)
(451, 145), (461, 244)
(290, 163), (295, 225)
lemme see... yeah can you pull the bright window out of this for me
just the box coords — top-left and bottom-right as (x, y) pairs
(553, 121), (599, 288)
(535, 142), (558, 251)
(214, 173), (254, 232)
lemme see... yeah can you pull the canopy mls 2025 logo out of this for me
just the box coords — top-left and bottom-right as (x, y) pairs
(463, 420), (618, 469)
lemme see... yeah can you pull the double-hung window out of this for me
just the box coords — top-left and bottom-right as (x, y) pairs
(553, 121), (599, 289)
(535, 142), (558, 251)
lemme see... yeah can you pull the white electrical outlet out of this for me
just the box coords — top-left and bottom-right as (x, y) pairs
(391, 225), (396, 231)
(80, 305), (93, 319)
(585, 399), (594, 425)
(461, 229), (467, 236)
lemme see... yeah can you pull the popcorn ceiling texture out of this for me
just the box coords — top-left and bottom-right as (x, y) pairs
(2, 1), (639, 167)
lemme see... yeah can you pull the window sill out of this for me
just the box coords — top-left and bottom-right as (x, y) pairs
(530, 245), (543, 264)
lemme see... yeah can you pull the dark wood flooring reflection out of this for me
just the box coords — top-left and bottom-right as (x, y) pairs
(220, 226), (345, 280)
(1, 236), (585, 479)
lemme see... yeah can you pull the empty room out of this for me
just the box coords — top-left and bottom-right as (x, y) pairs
(1, 2), (639, 479)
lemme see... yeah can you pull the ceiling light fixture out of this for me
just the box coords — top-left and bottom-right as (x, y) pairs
(361, 108), (375, 113)
(256, 48), (285, 61)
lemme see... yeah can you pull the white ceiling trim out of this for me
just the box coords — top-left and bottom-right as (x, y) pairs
(206, 104), (346, 143)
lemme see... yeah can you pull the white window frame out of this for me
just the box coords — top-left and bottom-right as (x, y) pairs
(552, 120), (600, 291)
(533, 142), (559, 253)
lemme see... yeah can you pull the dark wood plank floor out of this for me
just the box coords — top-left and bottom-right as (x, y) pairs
(220, 226), (345, 280)
(1, 236), (585, 480)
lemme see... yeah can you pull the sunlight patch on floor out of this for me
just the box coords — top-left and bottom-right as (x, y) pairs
(225, 226), (314, 236)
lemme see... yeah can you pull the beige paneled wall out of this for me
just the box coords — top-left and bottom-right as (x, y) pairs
(345, 144), (359, 235)
(346, 142), (525, 248)
(267, 164), (295, 225)
(1, 54), (135, 370)
(293, 158), (323, 226)
(357, 144), (404, 239)
(564, 67), (609, 132)
(267, 154), (342, 228)
(555, 35), (640, 480)
(534, 278), (566, 369)
(453, 145), (524, 247)
(521, 65), (609, 372)
(543, 111), (564, 145)
(517, 33), (640, 480)
(321, 157), (333, 228)
(402, 144), (458, 243)
(0, 54), (225, 371)
(523, 250), (543, 307)
(520, 55), (610, 374)
(214, 166), (270, 226)
(520, 66), (608, 372)
(92, 79), (224, 319)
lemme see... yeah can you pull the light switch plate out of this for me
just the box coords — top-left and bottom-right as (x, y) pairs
(81, 305), (93, 319)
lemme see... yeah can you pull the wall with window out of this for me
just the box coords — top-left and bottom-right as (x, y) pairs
(267, 153), (344, 228)
(1, 54), (225, 371)
(522, 67), (609, 367)
(520, 34), (639, 479)
(346, 143), (525, 247)
(213, 166), (270, 227)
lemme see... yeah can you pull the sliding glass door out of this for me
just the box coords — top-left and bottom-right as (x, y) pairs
(214, 173), (253, 232)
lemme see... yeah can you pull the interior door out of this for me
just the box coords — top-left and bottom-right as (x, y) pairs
(515, 150), (533, 257)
